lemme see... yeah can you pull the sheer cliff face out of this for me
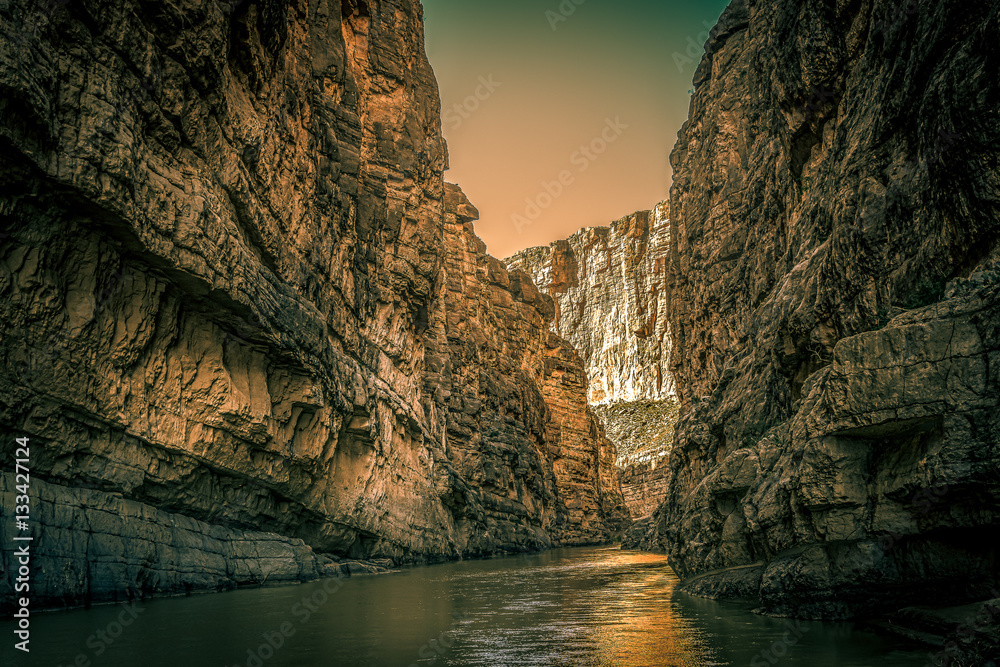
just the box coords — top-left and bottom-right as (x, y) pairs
(661, 0), (1000, 618)
(0, 0), (623, 608)
(433, 186), (629, 552)
(506, 202), (674, 406)
(506, 204), (676, 519)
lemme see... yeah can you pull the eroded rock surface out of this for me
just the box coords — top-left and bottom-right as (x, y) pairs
(506, 202), (674, 405)
(595, 398), (678, 520)
(506, 203), (675, 518)
(619, 459), (670, 521)
(657, 0), (1000, 618)
(0, 0), (623, 611)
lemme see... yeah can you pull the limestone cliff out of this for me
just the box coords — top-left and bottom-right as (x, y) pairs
(432, 184), (629, 553)
(657, 0), (1000, 619)
(0, 0), (624, 611)
(506, 203), (677, 518)
(506, 202), (674, 406)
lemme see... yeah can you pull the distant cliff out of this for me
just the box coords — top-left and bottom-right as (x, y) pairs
(506, 202), (674, 406)
(656, 0), (1000, 619)
(0, 0), (624, 611)
(506, 203), (677, 518)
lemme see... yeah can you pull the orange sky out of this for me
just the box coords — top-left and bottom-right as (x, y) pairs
(422, 0), (731, 259)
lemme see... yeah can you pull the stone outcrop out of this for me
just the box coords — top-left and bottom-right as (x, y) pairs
(539, 331), (632, 540)
(0, 0), (624, 612)
(506, 203), (676, 518)
(429, 184), (628, 554)
(595, 398), (678, 519)
(592, 398), (679, 466)
(656, 0), (1000, 619)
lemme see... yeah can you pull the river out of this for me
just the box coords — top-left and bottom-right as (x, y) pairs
(2, 546), (932, 666)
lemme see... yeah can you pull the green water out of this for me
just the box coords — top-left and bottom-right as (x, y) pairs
(2, 547), (931, 666)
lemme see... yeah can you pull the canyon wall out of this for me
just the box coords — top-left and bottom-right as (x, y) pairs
(0, 0), (623, 612)
(506, 203), (677, 518)
(506, 202), (674, 406)
(657, 0), (1000, 618)
(619, 459), (669, 521)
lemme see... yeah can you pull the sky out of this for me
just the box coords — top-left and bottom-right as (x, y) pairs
(421, 0), (732, 259)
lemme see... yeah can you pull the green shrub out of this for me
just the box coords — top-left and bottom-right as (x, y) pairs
(901, 275), (947, 309)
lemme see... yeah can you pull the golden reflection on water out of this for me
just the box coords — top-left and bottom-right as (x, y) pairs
(0, 546), (930, 667)
(448, 548), (718, 667)
(593, 578), (712, 665)
(572, 551), (716, 667)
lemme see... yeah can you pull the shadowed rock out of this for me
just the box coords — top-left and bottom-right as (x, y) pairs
(657, 0), (1000, 620)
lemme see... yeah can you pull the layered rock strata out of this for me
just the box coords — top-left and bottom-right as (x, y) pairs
(430, 184), (628, 553)
(619, 459), (670, 520)
(595, 398), (678, 519)
(592, 398), (680, 466)
(506, 203), (676, 518)
(656, 0), (1000, 619)
(0, 0), (623, 612)
(506, 202), (674, 406)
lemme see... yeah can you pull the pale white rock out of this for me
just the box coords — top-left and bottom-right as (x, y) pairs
(506, 202), (674, 406)
(506, 202), (676, 517)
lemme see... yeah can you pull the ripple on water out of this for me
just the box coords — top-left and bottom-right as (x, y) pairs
(0, 546), (932, 667)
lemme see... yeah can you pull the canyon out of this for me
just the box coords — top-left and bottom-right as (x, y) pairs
(0, 0), (625, 612)
(0, 0), (996, 656)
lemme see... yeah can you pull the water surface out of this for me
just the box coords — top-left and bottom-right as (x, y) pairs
(2, 547), (931, 666)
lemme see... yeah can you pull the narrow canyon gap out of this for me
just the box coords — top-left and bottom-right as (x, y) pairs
(506, 201), (680, 521)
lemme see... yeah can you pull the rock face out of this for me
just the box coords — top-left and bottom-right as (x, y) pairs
(592, 398), (679, 465)
(539, 331), (632, 540)
(595, 398), (678, 519)
(431, 185), (629, 553)
(506, 203), (676, 517)
(658, 0), (1000, 619)
(0, 0), (624, 612)
(619, 459), (670, 521)
(506, 202), (674, 405)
